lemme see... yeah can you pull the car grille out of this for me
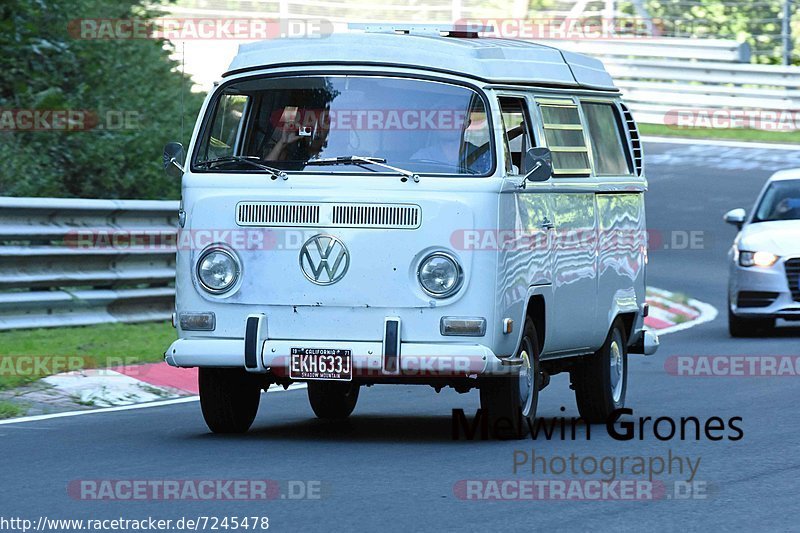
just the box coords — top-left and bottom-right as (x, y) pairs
(737, 291), (780, 308)
(786, 258), (800, 302)
(237, 202), (320, 226)
(331, 204), (420, 228)
(236, 202), (420, 229)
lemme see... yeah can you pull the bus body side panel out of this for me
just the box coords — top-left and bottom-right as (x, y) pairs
(595, 192), (648, 342)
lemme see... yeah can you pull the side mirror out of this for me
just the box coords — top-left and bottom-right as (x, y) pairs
(723, 208), (747, 229)
(523, 147), (553, 182)
(163, 142), (185, 179)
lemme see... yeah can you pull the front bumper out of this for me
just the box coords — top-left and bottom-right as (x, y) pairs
(165, 337), (507, 378)
(730, 261), (800, 319)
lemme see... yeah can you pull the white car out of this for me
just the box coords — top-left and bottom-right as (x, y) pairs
(163, 24), (658, 438)
(725, 169), (800, 336)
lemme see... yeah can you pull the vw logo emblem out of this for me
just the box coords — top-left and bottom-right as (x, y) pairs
(299, 234), (350, 285)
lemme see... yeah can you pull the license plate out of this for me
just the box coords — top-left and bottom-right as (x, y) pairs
(290, 348), (352, 381)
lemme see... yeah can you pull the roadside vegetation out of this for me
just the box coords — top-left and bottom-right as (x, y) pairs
(639, 124), (800, 144)
(0, 0), (203, 199)
(527, 0), (799, 65)
(0, 400), (23, 418)
(0, 321), (175, 391)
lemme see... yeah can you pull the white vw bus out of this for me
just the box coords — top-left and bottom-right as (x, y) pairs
(164, 25), (658, 438)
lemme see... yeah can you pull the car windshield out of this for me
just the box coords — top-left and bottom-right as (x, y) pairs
(193, 75), (493, 176)
(753, 180), (800, 222)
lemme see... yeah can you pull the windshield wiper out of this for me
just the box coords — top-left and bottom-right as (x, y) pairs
(305, 155), (420, 183)
(196, 156), (288, 180)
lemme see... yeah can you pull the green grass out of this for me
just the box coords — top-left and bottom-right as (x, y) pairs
(0, 400), (23, 419)
(640, 123), (800, 144)
(0, 321), (176, 391)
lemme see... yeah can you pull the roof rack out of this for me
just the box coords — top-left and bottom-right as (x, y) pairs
(346, 23), (493, 38)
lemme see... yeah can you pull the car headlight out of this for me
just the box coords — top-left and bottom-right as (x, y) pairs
(197, 247), (240, 293)
(739, 250), (779, 268)
(417, 252), (463, 298)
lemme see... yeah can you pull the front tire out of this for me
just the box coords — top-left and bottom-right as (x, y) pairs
(728, 307), (774, 337)
(307, 382), (360, 419)
(479, 318), (541, 439)
(199, 368), (261, 434)
(571, 319), (628, 423)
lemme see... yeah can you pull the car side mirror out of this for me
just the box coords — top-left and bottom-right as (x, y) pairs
(523, 147), (553, 182)
(163, 142), (185, 179)
(723, 208), (746, 229)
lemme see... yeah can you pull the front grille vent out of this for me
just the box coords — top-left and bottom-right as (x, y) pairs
(237, 202), (320, 226)
(786, 258), (800, 302)
(737, 291), (780, 308)
(236, 202), (421, 229)
(332, 204), (421, 228)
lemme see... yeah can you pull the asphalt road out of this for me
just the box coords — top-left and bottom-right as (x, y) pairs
(2, 139), (800, 532)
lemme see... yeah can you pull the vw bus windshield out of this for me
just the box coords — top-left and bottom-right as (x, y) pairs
(193, 76), (494, 176)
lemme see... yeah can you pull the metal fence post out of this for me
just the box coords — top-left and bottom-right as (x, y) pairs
(451, 0), (462, 22)
(784, 0), (794, 65)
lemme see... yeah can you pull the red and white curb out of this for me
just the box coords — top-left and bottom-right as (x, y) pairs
(1, 287), (716, 424)
(38, 363), (307, 409)
(645, 287), (718, 335)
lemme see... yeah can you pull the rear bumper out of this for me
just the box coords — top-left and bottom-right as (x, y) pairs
(165, 337), (507, 378)
(629, 329), (659, 355)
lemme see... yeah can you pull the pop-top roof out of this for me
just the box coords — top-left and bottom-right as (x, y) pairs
(225, 26), (617, 91)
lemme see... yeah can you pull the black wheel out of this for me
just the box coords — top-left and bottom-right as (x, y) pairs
(728, 307), (775, 337)
(307, 382), (360, 419)
(572, 319), (628, 424)
(479, 318), (541, 439)
(198, 368), (261, 433)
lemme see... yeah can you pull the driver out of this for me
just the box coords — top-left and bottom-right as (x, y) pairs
(263, 107), (330, 161)
(771, 196), (800, 219)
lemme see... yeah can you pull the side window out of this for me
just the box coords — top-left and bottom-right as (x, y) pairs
(537, 98), (591, 177)
(498, 97), (533, 175)
(581, 102), (633, 175)
(461, 96), (492, 175)
(199, 93), (248, 161)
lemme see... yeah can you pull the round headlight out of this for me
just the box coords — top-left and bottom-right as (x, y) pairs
(418, 252), (463, 298)
(197, 248), (240, 293)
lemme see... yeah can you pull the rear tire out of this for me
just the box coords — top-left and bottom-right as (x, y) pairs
(307, 382), (360, 419)
(479, 318), (540, 440)
(572, 319), (628, 424)
(199, 368), (261, 434)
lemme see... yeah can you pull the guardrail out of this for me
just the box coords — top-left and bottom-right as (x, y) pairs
(534, 38), (800, 127)
(0, 197), (178, 330)
(612, 62), (800, 127)
(535, 38), (753, 63)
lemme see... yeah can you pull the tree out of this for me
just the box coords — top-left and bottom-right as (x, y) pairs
(0, 0), (203, 199)
(524, 0), (797, 64)
(644, 0), (796, 64)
